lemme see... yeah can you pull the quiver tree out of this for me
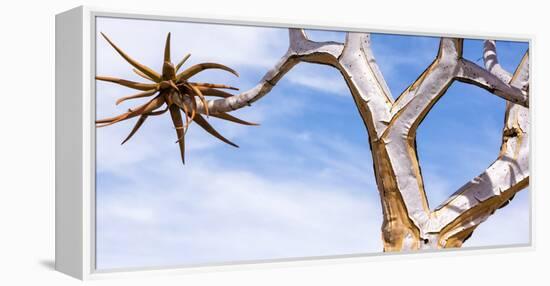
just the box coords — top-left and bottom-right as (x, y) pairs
(98, 29), (529, 251)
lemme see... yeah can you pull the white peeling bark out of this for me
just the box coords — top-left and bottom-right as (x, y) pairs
(483, 40), (514, 82)
(197, 30), (530, 251)
(456, 59), (528, 107)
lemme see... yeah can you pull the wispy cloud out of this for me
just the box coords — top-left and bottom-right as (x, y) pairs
(97, 17), (288, 71)
(97, 154), (382, 269)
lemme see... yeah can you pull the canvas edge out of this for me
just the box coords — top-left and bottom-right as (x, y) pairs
(55, 6), (84, 280)
(87, 244), (534, 280)
(54, 5), (536, 281)
(84, 4), (534, 41)
(528, 37), (535, 252)
(55, 5), (94, 281)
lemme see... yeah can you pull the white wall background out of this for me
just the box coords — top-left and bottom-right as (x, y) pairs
(0, 0), (548, 285)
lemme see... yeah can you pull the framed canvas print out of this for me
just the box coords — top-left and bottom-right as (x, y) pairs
(55, 6), (532, 280)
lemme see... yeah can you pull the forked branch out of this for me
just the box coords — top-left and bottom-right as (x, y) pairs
(432, 45), (529, 247)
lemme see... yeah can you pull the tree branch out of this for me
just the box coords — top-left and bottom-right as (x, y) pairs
(378, 38), (463, 231)
(387, 38), (463, 121)
(456, 58), (528, 107)
(196, 29), (344, 114)
(337, 32), (394, 137)
(483, 40), (513, 82)
(432, 43), (530, 247)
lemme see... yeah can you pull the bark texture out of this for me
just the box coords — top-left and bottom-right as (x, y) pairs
(199, 31), (530, 251)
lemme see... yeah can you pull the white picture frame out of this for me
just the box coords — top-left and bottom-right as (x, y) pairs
(55, 5), (533, 280)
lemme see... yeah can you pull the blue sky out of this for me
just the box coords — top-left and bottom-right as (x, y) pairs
(94, 17), (530, 270)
